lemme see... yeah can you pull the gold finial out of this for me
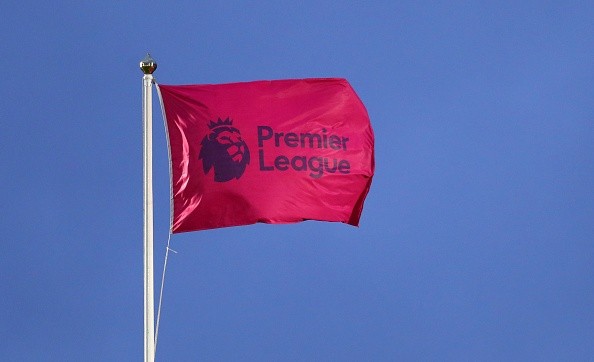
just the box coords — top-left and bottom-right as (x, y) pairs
(140, 53), (157, 74)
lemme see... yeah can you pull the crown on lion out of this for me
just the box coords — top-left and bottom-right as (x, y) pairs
(208, 117), (233, 130)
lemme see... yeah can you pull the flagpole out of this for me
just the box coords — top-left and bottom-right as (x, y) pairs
(140, 54), (157, 362)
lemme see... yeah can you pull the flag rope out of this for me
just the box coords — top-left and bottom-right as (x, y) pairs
(154, 232), (176, 355)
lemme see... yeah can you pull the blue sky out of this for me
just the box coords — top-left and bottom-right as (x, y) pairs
(1, 1), (593, 361)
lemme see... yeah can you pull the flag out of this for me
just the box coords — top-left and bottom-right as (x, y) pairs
(157, 78), (374, 233)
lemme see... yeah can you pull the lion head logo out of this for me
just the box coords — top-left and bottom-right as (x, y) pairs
(199, 117), (250, 182)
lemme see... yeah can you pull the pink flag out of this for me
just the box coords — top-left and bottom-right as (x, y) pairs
(158, 78), (374, 233)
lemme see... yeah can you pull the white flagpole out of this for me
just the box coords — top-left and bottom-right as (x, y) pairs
(140, 54), (157, 362)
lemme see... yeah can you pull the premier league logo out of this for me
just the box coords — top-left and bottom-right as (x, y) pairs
(199, 117), (250, 182)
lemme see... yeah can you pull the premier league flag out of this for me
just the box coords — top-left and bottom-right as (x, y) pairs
(157, 78), (374, 233)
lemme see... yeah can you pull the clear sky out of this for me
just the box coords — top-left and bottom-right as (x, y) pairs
(1, 1), (593, 361)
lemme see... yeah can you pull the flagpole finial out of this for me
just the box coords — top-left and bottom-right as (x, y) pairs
(140, 53), (157, 74)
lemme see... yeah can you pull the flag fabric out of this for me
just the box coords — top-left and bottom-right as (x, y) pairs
(157, 78), (374, 233)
